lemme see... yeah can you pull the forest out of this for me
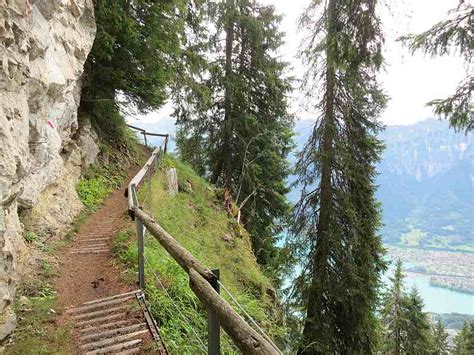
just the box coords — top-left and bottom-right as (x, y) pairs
(75, 0), (473, 353)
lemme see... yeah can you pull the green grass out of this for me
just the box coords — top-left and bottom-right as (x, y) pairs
(114, 155), (285, 354)
(400, 228), (426, 247)
(76, 163), (124, 211)
(5, 261), (70, 355)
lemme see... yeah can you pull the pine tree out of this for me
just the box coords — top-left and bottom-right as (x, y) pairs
(432, 320), (449, 354)
(175, 0), (293, 268)
(381, 260), (409, 354)
(400, 1), (473, 132)
(454, 321), (474, 354)
(291, 0), (387, 352)
(405, 287), (433, 354)
(80, 0), (188, 143)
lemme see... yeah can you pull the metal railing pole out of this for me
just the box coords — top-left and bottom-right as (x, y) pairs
(136, 218), (145, 289)
(131, 185), (145, 289)
(208, 269), (221, 355)
(141, 132), (148, 147)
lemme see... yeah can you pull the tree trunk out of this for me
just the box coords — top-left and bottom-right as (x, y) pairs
(222, 0), (235, 213)
(223, 0), (234, 191)
(299, 0), (337, 352)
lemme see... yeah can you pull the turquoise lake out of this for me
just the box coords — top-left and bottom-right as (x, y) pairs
(383, 260), (474, 315)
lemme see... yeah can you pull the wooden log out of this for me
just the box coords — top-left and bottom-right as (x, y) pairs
(189, 269), (280, 355)
(133, 208), (215, 281)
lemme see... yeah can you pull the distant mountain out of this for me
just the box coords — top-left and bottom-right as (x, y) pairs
(292, 119), (473, 252)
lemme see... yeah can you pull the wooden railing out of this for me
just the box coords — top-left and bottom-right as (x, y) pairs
(126, 124), (169, 152)
(126, 142), (281, 355)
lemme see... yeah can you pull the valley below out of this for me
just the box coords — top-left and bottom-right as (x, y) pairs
(386, 246), (473, 320)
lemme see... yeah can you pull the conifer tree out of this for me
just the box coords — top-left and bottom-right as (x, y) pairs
(432, 320), (449, 354)
(381, 260), (409, 354)
(291, 0), (387, 352)
(454, 321), (474, 354)
(175, 0), (293, 268)
(405, 287), (433, 354)
(80, 0), (188, 143)
(401, 1), (473, 132)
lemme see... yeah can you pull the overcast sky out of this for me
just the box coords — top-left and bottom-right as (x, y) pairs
(128, 0), (466, 129)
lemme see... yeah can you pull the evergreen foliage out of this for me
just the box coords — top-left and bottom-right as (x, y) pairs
(174, 0), (293, 271)
(404, 288), (433, 354)
(381, 260), (436, 354)
(80, 0), (188, 144)
(432, 320), (450, 354)
(290, 0), (387, 352)
(400, 1), (473, 132)
(454, 321), (474, 354)
(381, 260), (408, 354)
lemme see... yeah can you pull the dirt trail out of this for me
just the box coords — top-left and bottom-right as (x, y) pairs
(52, 169), (163, 354)
(55, 177), (135, 309)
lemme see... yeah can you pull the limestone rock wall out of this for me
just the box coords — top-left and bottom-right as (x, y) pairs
(0, 0), (96, 340)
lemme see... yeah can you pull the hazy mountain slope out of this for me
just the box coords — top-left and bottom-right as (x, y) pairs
(377, 120), (472, 251)
(293, 119), (473, 251)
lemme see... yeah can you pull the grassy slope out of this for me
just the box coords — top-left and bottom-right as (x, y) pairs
(115, 155), (285, 354)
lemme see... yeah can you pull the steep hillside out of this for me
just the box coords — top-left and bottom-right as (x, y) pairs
(114, 155), (285, 353)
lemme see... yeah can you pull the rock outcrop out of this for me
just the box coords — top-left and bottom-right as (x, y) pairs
(0, 0), (96, 340)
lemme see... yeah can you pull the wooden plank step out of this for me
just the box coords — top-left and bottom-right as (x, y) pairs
(72, 305), (128, 321)
(66, 296), (134, 314)
(78, 238), (110, 243)
(80, 323), (146, 343)
(85, 339), (143, 355)
(76, 312), (128, 328)
(82, 290), (141, 306)
(81, 329), (148, 351)
(70, 250), (109, 254)
(75, 243), (108, 248)
(116, 347), (142, 355)
(79, 320), (132, 334)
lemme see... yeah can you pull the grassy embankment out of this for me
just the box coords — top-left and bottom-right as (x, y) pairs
(114, 155), (286, 354)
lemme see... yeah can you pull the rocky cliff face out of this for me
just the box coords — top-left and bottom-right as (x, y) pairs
(0, 0), (96, 340)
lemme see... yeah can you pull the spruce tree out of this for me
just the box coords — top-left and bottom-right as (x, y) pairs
(175, 0), (293, 268)
(401, 1), (473, 132)
(80, 0), (187, 143)
(291, 0), (387, 352)
(405, 287), (433, 354)
(432, 320), (449, 354)
(454, 321), (474, 354)
(381, 260), (409, 354)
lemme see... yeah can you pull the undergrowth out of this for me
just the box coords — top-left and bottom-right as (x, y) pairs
(76, 163), (124, 210)
(5, 260), (69, 354)
(114, 155), (286, 354)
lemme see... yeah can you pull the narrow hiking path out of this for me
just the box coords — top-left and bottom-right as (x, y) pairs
(54, 171), (165, 354)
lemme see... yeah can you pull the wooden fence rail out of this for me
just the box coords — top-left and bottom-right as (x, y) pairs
(126, 124), (169, 152)
(126, 142), (282, 355)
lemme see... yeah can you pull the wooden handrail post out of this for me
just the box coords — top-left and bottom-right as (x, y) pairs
(164, 135), (168, 154)
(208, 269), (221, 355)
